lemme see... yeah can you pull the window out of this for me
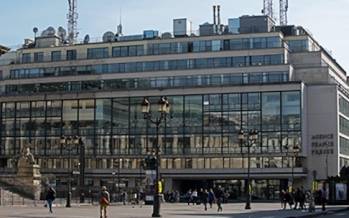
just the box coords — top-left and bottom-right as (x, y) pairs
(282, 91), (301, 131)
(34, 52), (44, 62)
(287, 40), (309, 52)
(51, 51), (61, 61)
(66, 50), (77, 60)
(87, 47), (109, 59)
(262, 92), (281, 131)
(339, 96), (349, 118)
(267, 37), (282, 48)
(252, 38), (267, 49)
(22, 53), (31, 63)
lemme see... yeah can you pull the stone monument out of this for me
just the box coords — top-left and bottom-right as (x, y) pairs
(15, 144), (41, 200)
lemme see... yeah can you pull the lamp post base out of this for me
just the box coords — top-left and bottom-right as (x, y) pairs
(245, 203), (251, 210)
(152, 194), (161, 217)
(66, 191), (72, 208)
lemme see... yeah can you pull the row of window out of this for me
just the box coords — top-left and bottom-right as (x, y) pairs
(1, 156), (300, 170)
(20, 36), (283, 64)
(9, 54), (285, 79)
(4, 71), (289, 95)
(0, 91), (301, 156)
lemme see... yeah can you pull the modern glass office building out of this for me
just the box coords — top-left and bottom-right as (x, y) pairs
(0, 15), (348, 200)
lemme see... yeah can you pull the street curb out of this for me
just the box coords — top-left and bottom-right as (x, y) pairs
(285, 207), (349, 218)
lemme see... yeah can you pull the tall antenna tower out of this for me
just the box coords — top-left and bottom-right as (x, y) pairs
(67, 0), (78, 44)
(279, 0), (289, 26)
(262, 0), (274, 19)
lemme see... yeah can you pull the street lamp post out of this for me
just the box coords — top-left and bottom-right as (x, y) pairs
(284, 144), (300, 190)
(112, 171), (116, 202)
(238, 129), (258, 210)
(141, 96), (170, 218)
(60, 135), (81, 207)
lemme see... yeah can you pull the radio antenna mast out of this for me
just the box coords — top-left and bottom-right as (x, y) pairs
(262, 0), (274, 20)
(67, 0), (78, 44)
(279, 0), (289, 26)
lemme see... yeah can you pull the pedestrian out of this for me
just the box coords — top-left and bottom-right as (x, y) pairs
(186, 189), (192, 205)
(280, 189), (287, 209)
(285, 190), (293, 209)
(215, 186), (224, 212)
(201, 189), (209, 211)
(320, 186), (327, 211)
(293, 188), (301, 210)
(45, 186), (56, 213)
(191, 189), (198, 205)
(299, 187), (306, 210)
(208, 188), (215, 208)
(99, 186), (110, 218)
(198, 188), (203, 205)
(122, 191), (127, 205)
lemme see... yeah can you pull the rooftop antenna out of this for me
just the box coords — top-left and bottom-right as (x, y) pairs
(117, 7), (123, 36)
(213, 5), (217, 25)
(262, 0), (274, 20)
(67, 0), (78, 44)
(279, 0), (289, 26)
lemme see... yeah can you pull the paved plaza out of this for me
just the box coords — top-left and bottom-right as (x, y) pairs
(0, 203), (347, 218)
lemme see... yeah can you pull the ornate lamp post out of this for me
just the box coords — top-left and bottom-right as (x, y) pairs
(238, 129), (258, 210)
(141, 96), (170, 217)
(60, 135), (81, 207)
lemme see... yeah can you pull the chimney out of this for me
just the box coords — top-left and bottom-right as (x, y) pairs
(217, 5), (221, 26)
(213, 5), (217, 25)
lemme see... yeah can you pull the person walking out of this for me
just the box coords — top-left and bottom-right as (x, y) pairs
(293, 188), (301, 210)
(299, 187), (306, 210)
(45, 186), (56, 213)
(186, 189), (192, 205)
(280, 189), (287, 209)
(285, 190), (293, 209)
(191, 189), (198, 205)
(215, 186), (224, 212)
(201, 189), (209, 211)
(99, 186), (110, 218)
(208, 188), (215, 209)
(320, 186), (327, 211)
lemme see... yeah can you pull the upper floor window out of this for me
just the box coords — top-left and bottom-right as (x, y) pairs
(22, 53), (31, 64)
(287, 40), (308, 52)
(34, 52), (44, 63)
(66, 49), (77, 60)
(87, 47), (109, 59)
(51, 51), (62, 61)
(112, 45), (144, 57)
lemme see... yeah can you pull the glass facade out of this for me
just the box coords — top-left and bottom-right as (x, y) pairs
(87, 47), (109, 59)
(4, 71), (289, 95)
(0, 91), (301, 170)
(19, 36), (283, 64)
(9, 54), (285, 80)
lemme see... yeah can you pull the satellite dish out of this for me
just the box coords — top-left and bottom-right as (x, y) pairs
(33, 27), (38, 34)
(33, 27), (39, 38)
(57, 26), (67, 40)
(46, 26), (56, 36)
(102, 31), (115, 42)
(83, 34), (90, 44)
(41, 26), (56, 37)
